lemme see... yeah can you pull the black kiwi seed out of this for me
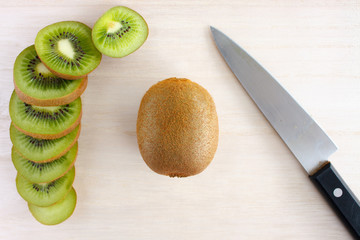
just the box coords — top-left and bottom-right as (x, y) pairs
(21, 104), (72, 121)
(26, 135), (53, 149)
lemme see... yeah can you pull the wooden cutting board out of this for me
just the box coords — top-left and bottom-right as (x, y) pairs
(0, 1), (359, 239)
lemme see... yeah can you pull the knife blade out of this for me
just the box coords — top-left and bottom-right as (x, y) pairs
(210, 26), (360, 238)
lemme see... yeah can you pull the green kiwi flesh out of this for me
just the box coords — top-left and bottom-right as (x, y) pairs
(28, 187), (77, 225)
(16, 167), (75, 207)
(10, 124), (80, 162)
(12, 142), (78, 183)
(13, 45), (86, 104)
(92, 6), (148, 58)
(35, 21), (102, 79)
(9, 90), (81, 137)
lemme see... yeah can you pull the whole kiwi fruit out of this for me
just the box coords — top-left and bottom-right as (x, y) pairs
(136, 78), (219, 177)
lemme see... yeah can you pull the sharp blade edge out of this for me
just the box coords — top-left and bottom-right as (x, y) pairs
(211, 26), (337, 174)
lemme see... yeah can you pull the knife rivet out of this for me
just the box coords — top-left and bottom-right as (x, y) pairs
(333, 188), (343, 198)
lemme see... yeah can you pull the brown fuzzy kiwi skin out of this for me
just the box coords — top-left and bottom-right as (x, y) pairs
(14, 76), (88, 106)
(12, 111), (82, 140)
(12, 124), (81, 163)
(37, 54), (101, 80)
(136, 78), (219, 177)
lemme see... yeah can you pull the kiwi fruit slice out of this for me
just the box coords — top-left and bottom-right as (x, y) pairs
(16, 166), (75, 207)
(35, 21), (102, 80)
(92, 6), (148, 58)
(12, 142), (77, 183)
(10, 123), (80, 163)
(13, 45), (88, 106)
(9, 91), (81, 139)
(28, 187), (77, 225)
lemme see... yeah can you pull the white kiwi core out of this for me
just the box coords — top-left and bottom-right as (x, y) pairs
(57, 39), (75, 59)
(32, 106), (61, 112)
(36, 62), (51, 75)
(107, 21), (122, 34)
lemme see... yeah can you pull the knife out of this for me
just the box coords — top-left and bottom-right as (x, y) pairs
(210, 26), (360, 238)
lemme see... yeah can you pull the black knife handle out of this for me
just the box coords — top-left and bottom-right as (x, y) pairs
(310, 162), (360, 238)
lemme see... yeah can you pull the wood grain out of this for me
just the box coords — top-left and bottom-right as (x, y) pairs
(0, 0), (359, 239)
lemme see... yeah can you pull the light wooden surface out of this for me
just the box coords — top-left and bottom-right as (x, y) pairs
(1, 0), (359, 239)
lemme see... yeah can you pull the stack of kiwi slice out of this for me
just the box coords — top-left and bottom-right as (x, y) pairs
(9, 20), (100, 225)
(9, 6), (148, 225)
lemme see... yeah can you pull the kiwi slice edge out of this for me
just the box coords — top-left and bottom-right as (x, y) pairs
(10, 123), (81, 163)
(35, 21), (102, 80)
(16, 166), (75, 207)
(9, 90), (82, 139)
(12, 142), (78, 183)
(13, 45), (88, 106)
(28, 187), (77, 225)
(92, 6), (149, 58)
